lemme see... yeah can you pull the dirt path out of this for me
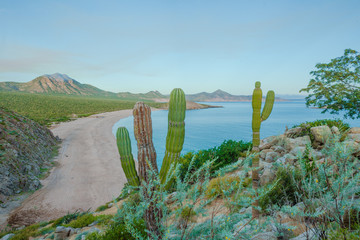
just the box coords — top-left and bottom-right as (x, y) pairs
(8, 110), (133, 225)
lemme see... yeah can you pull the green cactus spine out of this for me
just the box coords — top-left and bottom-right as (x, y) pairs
(133, 101), (158, 182)
(116, 127), (140, 186)
(159, 88), (186, 184)
(251, 81), (275, 218)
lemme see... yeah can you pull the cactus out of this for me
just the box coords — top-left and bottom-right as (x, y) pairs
(159, 88), (186, 184)
(251, 81), (275, 218)
(116, 127), (140, 186)
(133, 102), (158, 182)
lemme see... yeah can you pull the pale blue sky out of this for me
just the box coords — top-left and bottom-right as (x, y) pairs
(0, 0), (359, 95)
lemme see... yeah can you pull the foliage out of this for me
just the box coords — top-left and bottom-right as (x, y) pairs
(65, 213), (97, 228)
(86, 221), (147, 240)
(95, 204), (109, 212)
(178, 140), (251, 181)
(300, 49), (360, 119)
(0, 92), (164, 125)
(51, 210), (85, 227)
(205, 175), (242, 199)
(259, 166), (301, 211)
(282, 136), (360, 239)
(291, 119), (350, 140)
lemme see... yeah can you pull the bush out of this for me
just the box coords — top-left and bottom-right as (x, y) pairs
(290, 119), (350, 141)
(178, 140), (251, 181)
(51, 210), (84, 227)
(259, 167), (301, 211)
(205, 175), (243, 199)
(65, 213), (97, 228)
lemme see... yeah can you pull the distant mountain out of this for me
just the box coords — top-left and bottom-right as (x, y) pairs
(186, 89), (252, 102)
(0, 73), (115, 96)
(0, 74), (287, 102)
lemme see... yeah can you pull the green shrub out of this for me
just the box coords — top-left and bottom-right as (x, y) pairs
(65, 213), (97, 228)
(205, 175), (242, 199)
(290, 119), (350, 141)
(51, 210), (84, 227)
(95, 204), (109, 212)
(178, 140), (251, 181)
(9, 223), (42, 240)
(259, 167), (301, 210)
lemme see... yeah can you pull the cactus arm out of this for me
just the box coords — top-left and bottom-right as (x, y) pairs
(133, 102), (158, 182)
(261, 90), (275, 121)
(116, 127), (139, 186)
(160, 88), (186, 184)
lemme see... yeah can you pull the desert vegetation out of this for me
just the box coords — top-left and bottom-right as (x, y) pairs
(0, 92), (164, 126)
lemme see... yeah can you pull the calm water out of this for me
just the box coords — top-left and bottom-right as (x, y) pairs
(112, 101), (357, 167)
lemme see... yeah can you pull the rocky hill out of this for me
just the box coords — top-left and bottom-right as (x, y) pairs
(0, 107), (59, 205)
(0, 74), (286, 102)
(0, 73), (115, 97)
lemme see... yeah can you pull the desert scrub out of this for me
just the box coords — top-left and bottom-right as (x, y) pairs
(205, 175), (244, 199)
(65, 213), (97, 228)
(281, 136), (360, 239)
(178, 139), (251, 181)
(51, 210), (84, 227)
(290, 119), (350, 140)
(5, 222), (46, 240)
(259, 166), (301, 211)
(95, 204), (109, 212)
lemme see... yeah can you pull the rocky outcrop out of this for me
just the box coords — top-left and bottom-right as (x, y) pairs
(257, 125), (360, 186)
(0, 107), (59, 204)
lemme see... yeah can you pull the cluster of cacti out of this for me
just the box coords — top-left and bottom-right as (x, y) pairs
(116, 88), (186, 186)
(251, 81), (275, 218)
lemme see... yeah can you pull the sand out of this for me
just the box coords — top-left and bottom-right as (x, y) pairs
(8, 110), (134, 224)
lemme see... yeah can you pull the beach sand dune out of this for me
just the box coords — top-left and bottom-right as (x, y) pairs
(8, 110), (133, 224)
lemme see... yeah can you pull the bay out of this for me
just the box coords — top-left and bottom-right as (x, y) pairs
(112, 101), (358, 167)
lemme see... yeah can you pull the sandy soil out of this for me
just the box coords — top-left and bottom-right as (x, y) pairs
(8, 110), (134, 225)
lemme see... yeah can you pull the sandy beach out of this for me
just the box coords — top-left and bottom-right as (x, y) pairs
(8, 110), (134, 224)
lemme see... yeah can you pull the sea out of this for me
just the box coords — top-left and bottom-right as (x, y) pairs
(112, 101), (358, 167)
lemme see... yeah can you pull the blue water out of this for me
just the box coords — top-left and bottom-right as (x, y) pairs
(112, 101), (358, 167)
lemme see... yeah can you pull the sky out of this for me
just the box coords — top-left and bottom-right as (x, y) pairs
(0, 0), (360, 95)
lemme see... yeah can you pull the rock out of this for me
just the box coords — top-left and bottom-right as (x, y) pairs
(277, 153), (298, 165)
(309, 149), (324, 160)
(265, 152), (280, 163)
(260, 168), (276, 186)
(283, 136), (311, 151)
(310, 126), (331, 144)
(259, 135), (282, 150)
(285, 127), (303, 138)
(331, 126), (340, 135)
(348, 127), (360, 134)
(107, 202), (113, 208)
(342, 140), (360, 155)
(54, 226), (74, 240)
(290, 147), (306, 157)
(260, 149), (273, 159)
(271, 146), (286, 154)
(260, 160), (272, 170)
(251, 232), (277, 240)
(1, 234), (15, 240)
(88, 221), (99, 227)
(347, 134), (360, 143)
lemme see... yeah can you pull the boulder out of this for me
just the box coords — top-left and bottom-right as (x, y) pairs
(260, 168), (276, 186)
(331, 126), (340, 135)
(251, 232), (277, 240)
(283, 136), (311, 151)
(347, 134), (360, 143)
(259, 135), (283, 150)
(342, 140), (360, 155)
(290, 147), (306, 157)
(348, 127), (360, 134)
(265, 152), (280, 163)
(310, 126), (331, 144)
(271, 146), (286, 154)
(1, 234), (15, 240)
(260, 149), (273, 159)
(285, 127), (303, 138)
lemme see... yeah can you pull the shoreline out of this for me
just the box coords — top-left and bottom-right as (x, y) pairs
(3, 109), (134, 226)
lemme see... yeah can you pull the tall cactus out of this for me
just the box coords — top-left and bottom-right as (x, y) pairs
(159, 88), (186, 184)
(251, 81), (275, 218)
(133, 102), (158, 182)
(116, 127), (140, 186)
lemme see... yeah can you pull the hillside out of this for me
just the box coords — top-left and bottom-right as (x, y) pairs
(0, 74), (286, 102)
(0, 107), (59, 204)
(0, 73), (116, 97)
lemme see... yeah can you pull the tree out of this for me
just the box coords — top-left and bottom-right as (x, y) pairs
(300, 49), (360, 119)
